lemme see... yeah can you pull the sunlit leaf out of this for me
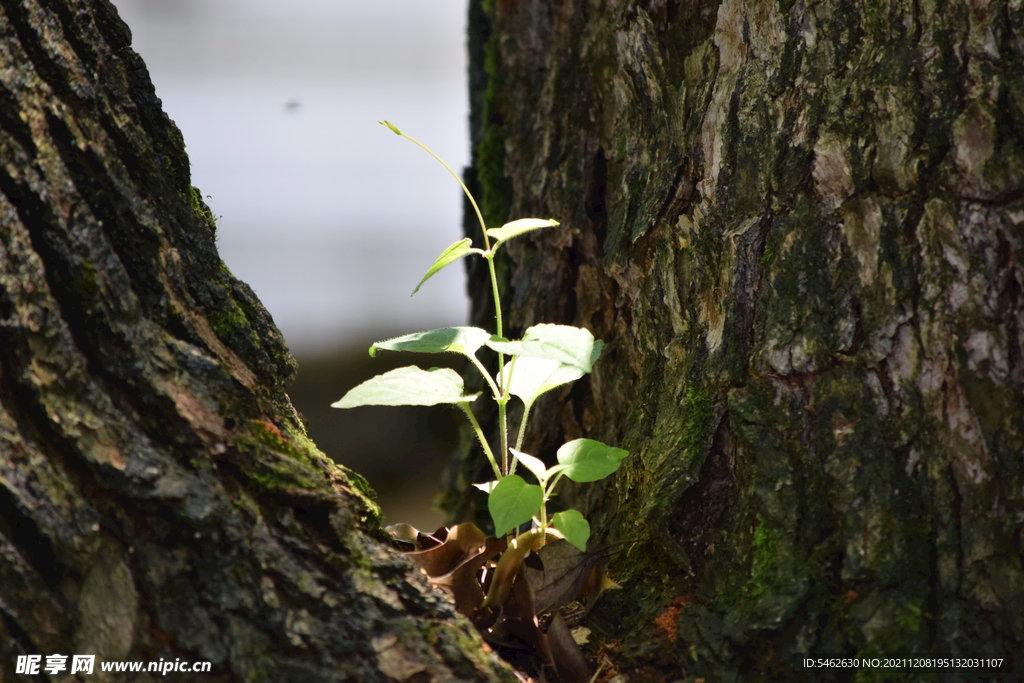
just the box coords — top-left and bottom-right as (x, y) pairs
(485, 218), (560, 246)
(412, 238), (484, 295)
(500, 342), (604, 405)
(486, 324), (600, 372)
(510, 449), (548, 483)
(331, 366), (479, 408)
(370, 326), (491, 359)
(488, 475), (543, 536)
(472, 480), (499, 493)
(551, 510), (590, 551)
(556, 438), (629, 482)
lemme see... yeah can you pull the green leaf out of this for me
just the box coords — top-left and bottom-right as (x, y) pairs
(488, 475), (543, 536)
(551, 510), (590, 551)
(378, 119), (402, 135)
(500, 342), (604, 406)
(485, 218), (560, 246)
(331, 366), (479, 408)
(486, 324), (600, 372)
(370, 326), (491, 359)
(510, 448), (548, 483)
(412, 238), (484, 296)
(556, 438), (629, 482)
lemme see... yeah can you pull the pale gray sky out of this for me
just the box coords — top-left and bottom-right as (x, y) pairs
(110, 0), (472, 356)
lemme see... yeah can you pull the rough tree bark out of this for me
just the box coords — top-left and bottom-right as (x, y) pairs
(0, 2), (517, 681)
(452, 0), (1024, 680)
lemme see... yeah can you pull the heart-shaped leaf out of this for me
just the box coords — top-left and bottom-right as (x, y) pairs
(500, 342), (604, 406)
(370, 326), (491, 359)
(412, 238), (484, 295)
(488, 475), (543, 536)
(331, 366), (479, 408)
(485, 218), (560, 247)
(551, 509), (590, 551)
(556, 438), (629, 482)
(486, 324), (600, 372)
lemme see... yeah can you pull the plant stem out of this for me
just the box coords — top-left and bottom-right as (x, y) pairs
(391, 127), (491, 251)
(388, 123), (510, 477)
(514, 400), (533, 453)
(497, 398), (509, 476)
(485, 255), (509, 475)
(467, 354), (501, 400)
(458, 403), (501, 480)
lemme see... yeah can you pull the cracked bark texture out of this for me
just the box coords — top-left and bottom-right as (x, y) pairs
(0, 1), (518, 681)
(452, 0), (1024, 679)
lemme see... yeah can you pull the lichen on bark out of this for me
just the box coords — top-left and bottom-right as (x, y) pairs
(458, 0), (1024, 679)
(0, 1), (516, 680)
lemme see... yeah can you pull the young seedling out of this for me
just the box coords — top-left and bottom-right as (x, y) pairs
(332, 121), (628, 552)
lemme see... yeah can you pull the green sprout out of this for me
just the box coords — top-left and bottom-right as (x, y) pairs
(332, 121), (628, 551)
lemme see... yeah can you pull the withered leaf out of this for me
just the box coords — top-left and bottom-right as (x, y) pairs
(437, 536), (504, 616)
(385, 523), (419, 544)
(524, 540), (606, 615)
(546, 611), (590, 683)
(404, 522), (488, 578)
(385, 523), (446, 551)
(481, 528), (553, 610)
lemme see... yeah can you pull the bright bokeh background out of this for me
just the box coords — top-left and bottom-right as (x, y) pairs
(110, 0), (473, 528)
(111, 0), (471, 355)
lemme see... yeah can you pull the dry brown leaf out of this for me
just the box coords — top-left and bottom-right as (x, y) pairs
(546, 611), (590, 683)
(524, 540), (606, 615)
(404, 522), (488, 577)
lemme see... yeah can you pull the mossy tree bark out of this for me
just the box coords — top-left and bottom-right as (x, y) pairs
(456, 0), (1024, 679)
(0, 2), (517, 681)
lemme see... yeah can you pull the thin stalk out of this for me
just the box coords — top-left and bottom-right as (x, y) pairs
(386, 123), (491, 251)
(485, 256), (504, 338)
(544, 471), (565, 500)
(385, 122), (510, 475)
(538, 496), (548, 537)
(467, 354), (501, 400)
(458, 403), (501, 480)
(487, 255), (503, 475)
(497, 399), (509, 476)
(514, 400), (533, 453)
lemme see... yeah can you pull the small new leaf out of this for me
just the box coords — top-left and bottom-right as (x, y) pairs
(379, 120), (402, 135)
(485, 218), (560, 247)
(510, 449), (548, 483)
(556, 438), (629, 482)
(488, 475), (543, 536)
(332, 366), (479, 408)
(412, 238), (484, 296)
(551, 509), (590, 551)
(370, 326), (491, 359)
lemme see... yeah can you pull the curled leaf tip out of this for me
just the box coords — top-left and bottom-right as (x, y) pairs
(379, 120), (402, 135)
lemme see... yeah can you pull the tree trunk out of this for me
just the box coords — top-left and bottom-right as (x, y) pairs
(0, 2), (516, 681)
(457, 0), (1024, 679)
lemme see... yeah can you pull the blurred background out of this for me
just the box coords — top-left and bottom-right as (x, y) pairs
(110, 0), (473, 529)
